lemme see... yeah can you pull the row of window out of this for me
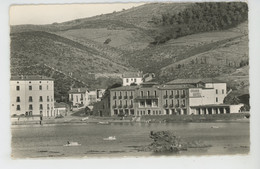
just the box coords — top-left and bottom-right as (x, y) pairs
(16, 85), (50, 91)
(113, 90), (186, 98)
(125, 78), (138, 83)
(216, 89), (225, 94)
(16, 104), (52, 111)
(16, 96), (53, 102)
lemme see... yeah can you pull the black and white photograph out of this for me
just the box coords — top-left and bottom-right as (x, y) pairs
(1, 0), (260, 168)
(8, 1), (251, 158)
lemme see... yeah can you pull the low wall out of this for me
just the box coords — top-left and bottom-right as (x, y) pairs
(141, 113), (250, 123)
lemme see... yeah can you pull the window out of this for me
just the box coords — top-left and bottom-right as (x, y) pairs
(47, 104), (50, 110)
(47, 85), (49, 90)
(16, 97), (20, 102)
(141, 91), (144, 97)
(119, 92), (122, 96)
(16, 86), (20, 91)
(125, 100), (128, 106)
(125, 91), (127, 96)
(216, 89), (218, 94)
(39, 104), (43, 110)
(147, 91), (150, 96)
(16, 105), (20, 111)
(29, 86), (32, 90)
(154, 91), (157, 96)
(222, 89), (225, 94)
(126, 78), (129, 83)
(29, 104), (33, 110)
(216, 97), (218, 102)
(134, 78), (136, 82)
(165, 91), (168, 96)
(39, 96), (43, 102)
(29, 96), (33, 102)
(140, 101), (145, 107)
(47, 96), (50, 102)
(39, 85), (42, 90)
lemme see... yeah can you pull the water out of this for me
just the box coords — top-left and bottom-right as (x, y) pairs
(11, 121), (250, 158)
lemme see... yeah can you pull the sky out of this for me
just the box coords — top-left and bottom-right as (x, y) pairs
(9, 3), (145, 25)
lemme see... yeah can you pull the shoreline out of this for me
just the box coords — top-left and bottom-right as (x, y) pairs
(11, 113), (250, 126)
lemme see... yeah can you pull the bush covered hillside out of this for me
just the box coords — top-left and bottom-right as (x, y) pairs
(10, 2), (249, 106)
(150, 2), (248, 44)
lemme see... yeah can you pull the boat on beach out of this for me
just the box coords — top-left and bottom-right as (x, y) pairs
(64, 141), (81, 146)
(103, 136), (116, 141)
(98, 121), (110, 125)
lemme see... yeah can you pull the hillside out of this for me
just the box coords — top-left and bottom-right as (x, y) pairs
(10, 2), (249, 105)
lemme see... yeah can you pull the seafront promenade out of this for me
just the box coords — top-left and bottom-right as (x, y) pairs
(10, 110), (250, 126)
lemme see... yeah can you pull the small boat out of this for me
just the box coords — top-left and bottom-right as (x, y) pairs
(211, 126), (220, 129)
(64, 141), (81, 147)
(81, 117), (89, 121)
(98, 121), (110, 125)
(103, 136), (116, 141)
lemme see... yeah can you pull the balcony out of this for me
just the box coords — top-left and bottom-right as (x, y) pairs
(169, 104), (174, 108)
(128, 104), (133, 108)
(118, 105), (122, 109)
(181, 104), (186, 107)
(135, 96), (159, 100)
(118, 96), (122, 99)
(129, 96), (133, 99)
(124, 96), (128, 99)
(175, 95), (179, 98)
(163, 104), (168, 108)
(113, 96), (117, 99)
(112, 105), (117, 109)
(123, 105), (128, 108)
(181, 94), (186, 98)
(175, 104), (180, 107)
(169, 95), (173, 99)
(163, 95), (168, 99)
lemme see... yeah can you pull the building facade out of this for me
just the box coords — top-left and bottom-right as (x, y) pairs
(10, 75), (54, 117)
(122, 72), (143, 86)
(68, 88), (88, 107)
(107, 79), (239, 116)
(69, 88), (105, 107)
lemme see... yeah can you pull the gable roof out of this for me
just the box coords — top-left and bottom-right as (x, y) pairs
(122, 72), (143, 78)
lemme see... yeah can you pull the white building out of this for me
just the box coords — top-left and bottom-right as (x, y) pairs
(122, 72), (143, 86)
(10, 75), (54, 117)
(68, 88), (88, 107)
(68, 88), (105, 107)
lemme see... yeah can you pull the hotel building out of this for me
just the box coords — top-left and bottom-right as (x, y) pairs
(10, 75), (54, 117)
(106, 78), (241, 116)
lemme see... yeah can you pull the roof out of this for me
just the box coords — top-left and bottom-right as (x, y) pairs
(159, 84), (195, 90)
(122, 72), (143, 78)
(68, 88), (88, 93)
(166, 78), (225, 84)
(10, 75), (54, 81)
(110, 86), (139, 91)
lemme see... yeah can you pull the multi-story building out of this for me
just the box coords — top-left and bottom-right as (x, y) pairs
(106, 78), (241, 116)
(10, 75), (54, 117)
(122, 72), (143, 86)
(68, 88), (105, 107)
(68, 88), (88, 107)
